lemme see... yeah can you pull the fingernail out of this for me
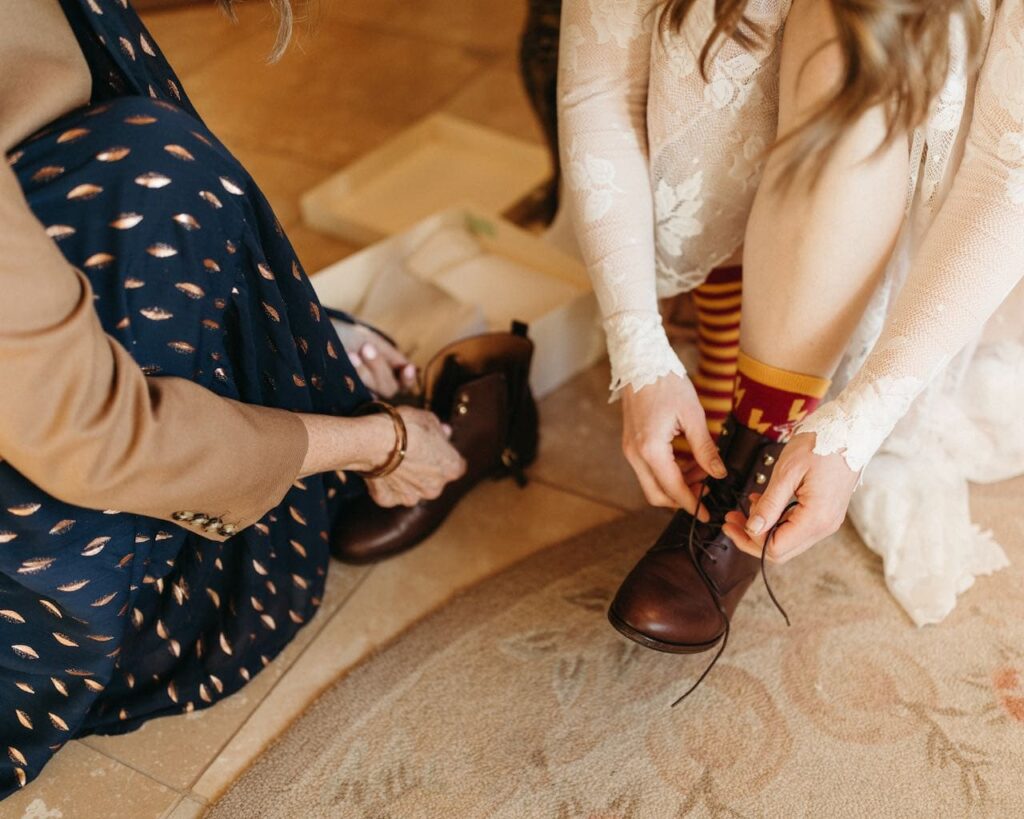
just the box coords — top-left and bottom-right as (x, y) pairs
(747, 515), (766, 536)
(403, 364), (417, 381)
(712, 459), (727, 479)
(361, 343), (378, 360)
(442, 423), (452, 437)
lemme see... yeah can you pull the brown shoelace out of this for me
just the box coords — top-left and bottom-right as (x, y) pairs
(670, 476), (794, 707)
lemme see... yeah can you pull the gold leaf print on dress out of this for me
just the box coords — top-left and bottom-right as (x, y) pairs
(84, 253), (115, 268)
(7, 503), (41, 516)
(203, 258), (220, 272)
(168, 341), (196, 354)
(289, 506), (307, 525)
(292, 260), (302, 281)
(290, 539), (307, 557)
(219, 632), (232, 655)
(83, 679), (104, 692)
(15, 710), (32, 730)
(125, 277), (145, 289)
(168, 639), (181, 657)
(140, 32), (157, 56)
(119, 36), (136, 60)
(141, 307), (173, 321)
(124, 115), (157, 126)
(173, 213), (201, 230)
(14, 682), (33, 694)
(260, 614), (277, 630)
(18, 557), (54, 574)
(292, 574), (308, 590)
(0, 532), (17, 544)
(91, 592), (117, 608)
(175, 282), (205, 299)
(110, 212), (144, 229)
(258, 263), (274, 281)
(199, 190), (223, 208)
(57, 127), (90, 144)
(7, 150), (23, 166)
(53, 633), (79, 648)
(40, 600), (63, 617)
(81, 536), (111, 557)
(164, 144), (195, 161)
(67, 183), (103, 201)
(0, 610), (25, 623)
(32, 166), (65, 183)
(220, 176), (244, 195)
(8, 747), (27, 766)
(11, 645), (39, 660)
(97, 146), (131, 162)
(147, 243), (178, 258)
(46, 224), (76, 240)
(56, 580), (90, 593)
(135, 172), (171, 189)
(48, 713), (69, 731)
(49, 519), (75, 535)
(167, 681), (179, 703)
(263, 302), (281, 322)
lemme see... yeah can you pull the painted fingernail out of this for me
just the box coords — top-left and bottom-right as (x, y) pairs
(746, 515), (766, 535)
(361, 343), (378, 360)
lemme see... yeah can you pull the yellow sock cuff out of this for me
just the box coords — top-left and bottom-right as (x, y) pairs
(736, 351), (831, 399)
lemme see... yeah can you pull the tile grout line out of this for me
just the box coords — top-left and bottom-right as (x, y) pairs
(182, 562), (380, 798)
(529, 475), (636, 515)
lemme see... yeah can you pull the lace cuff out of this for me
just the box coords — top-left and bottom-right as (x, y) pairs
(604, 311), (687, 400)
(796, 375), (924, 473)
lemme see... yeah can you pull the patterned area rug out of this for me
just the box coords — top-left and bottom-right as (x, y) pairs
(209, 506), (1024, 818)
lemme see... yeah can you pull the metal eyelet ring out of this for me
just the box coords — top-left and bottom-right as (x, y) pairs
(755, 473), (767, 485)
(763, 454), (776, 467)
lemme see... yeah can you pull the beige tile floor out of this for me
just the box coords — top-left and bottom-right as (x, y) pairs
(10, 2), (632, 817)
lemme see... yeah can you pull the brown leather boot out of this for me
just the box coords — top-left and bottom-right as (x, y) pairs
(331, 324), (538, 564)
(608, 415), (787, 654)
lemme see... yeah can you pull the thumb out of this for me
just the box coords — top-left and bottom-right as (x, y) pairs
(746, 463), (802, 536)
(686, 418), (727, 480)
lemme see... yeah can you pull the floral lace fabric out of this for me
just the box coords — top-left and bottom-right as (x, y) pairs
(557, 0), (1024, 624)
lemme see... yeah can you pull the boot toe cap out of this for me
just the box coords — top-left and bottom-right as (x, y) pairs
(608, 552), (725, 651)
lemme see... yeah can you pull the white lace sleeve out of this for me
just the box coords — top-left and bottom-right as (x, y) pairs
(557, 0), (682, 396)
(557, 0), (790, 397)
(799, 3), (1024, 472)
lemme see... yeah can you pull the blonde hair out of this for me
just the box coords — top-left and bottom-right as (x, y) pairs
(217, 0), (297, 63)
(660, 0), (984, 183)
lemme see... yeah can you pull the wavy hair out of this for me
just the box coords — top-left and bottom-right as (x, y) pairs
(660, 0), (984, 184)
(217, 0), (297, 63)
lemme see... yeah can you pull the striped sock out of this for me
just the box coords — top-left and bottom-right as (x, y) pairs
(674, 266), (743, 461)
(732, 351), (832, 442)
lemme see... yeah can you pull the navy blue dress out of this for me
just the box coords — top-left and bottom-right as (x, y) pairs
(1, 0), (371, 796)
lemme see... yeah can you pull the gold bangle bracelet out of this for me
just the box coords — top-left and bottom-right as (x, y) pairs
(354, 400), (408, 479)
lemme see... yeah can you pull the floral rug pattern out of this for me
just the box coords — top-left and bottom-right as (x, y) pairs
(211, 508), (1024, 818)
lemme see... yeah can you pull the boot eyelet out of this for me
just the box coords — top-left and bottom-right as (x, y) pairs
(456, 403), (469, 416)
(763, 454), (776, 467)
(755, 472), (767, 485)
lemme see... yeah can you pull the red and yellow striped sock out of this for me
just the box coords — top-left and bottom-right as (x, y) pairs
(732, 351), (832, 442)
(674, 265), (743, 461)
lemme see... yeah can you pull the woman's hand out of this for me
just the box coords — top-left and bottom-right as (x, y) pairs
(334, 322), (417, 398)
(366, 407), (466, 507)
(621, 373), (727, 519)
(722, 431), (858, 563)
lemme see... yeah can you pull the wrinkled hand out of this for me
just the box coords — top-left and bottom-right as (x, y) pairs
(621, 373), (728, 520)
(722, 432), (859, 564)
(335, 322), (417, 398)
(366, 407), (466, 507)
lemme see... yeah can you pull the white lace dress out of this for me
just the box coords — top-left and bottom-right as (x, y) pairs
(557, 0), (1024, 626)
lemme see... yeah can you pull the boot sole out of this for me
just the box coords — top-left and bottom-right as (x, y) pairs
(607, 607), (724, 655)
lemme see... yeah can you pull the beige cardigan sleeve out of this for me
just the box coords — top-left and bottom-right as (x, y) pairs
(0, 162), (309, 541)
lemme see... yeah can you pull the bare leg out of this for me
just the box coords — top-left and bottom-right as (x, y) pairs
(741, 0), (909, 378)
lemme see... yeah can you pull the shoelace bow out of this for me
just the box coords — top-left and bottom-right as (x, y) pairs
(670, 475), (796, 707)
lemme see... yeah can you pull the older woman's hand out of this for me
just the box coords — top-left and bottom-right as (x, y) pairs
(366, 407), (466, 508)
(721, 432), (859, 563)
